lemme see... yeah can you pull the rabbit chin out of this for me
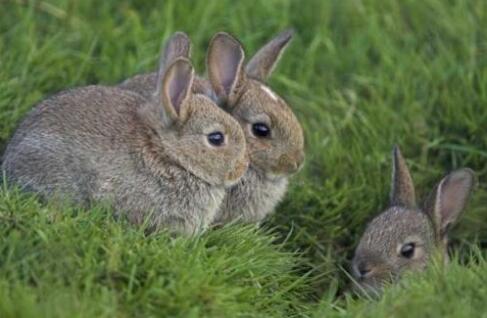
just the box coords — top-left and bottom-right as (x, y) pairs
(248, 163), (287, 182)
(178, 160), (247, 189)
(223, 157), (250, 188)
(353, 275), (393, 297)
(265, 172), (288, 182)
(223, 174), (247, 188)
(353, 268), (405, 297)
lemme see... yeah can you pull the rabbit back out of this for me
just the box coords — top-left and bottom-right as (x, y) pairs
(2, 86), (140, 203)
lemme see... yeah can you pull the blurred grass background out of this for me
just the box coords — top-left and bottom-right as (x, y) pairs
(0, 0), (486, 316)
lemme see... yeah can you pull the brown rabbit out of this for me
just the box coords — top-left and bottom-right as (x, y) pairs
(121, 30), (305, 225)
(352, 146), (475, 293)
(206, 30), (304, 224)
(2, 57), (248, 235)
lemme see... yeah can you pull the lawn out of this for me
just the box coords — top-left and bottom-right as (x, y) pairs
(0, 0), (486, 317)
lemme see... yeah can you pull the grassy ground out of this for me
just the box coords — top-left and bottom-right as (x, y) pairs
(0, 0), (486, 317)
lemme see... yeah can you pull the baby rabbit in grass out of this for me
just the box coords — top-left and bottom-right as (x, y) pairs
(2, 57), (248, 235)
(352, 146), (475, 293)
(121, 30), (305, 225)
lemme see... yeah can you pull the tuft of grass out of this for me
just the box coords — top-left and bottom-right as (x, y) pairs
(0, 189), (312, 317)
(1, 0), (487, 316)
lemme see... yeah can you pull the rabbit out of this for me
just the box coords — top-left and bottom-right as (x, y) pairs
(205, 30), (305, 225)
(1, 57), (248, 235)
(121, 30), (305, 225)
(351, 146), (475, 293)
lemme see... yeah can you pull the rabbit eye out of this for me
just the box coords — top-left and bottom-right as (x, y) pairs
(400, 243), (415, 259)
(252, 123), (271, 138)
(207, 132), (225, 147)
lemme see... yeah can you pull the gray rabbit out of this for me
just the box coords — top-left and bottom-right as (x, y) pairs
(2, 57), (248, 235)
(352, 146), (475, 293)
(121, 30), (305, 225)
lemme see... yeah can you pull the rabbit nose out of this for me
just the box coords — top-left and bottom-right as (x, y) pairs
(354, 261), (373, 279)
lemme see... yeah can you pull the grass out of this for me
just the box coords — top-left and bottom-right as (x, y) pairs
(0, 0), (486, 316)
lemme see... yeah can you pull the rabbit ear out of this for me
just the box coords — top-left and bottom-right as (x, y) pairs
(207, 32), (246, 106)
(245, 28), (294, 81)
(159, 32), (191, 76)
(425, 168), (475, 239)
(390, 146), (416, 208)
(157, 57), (194, 125)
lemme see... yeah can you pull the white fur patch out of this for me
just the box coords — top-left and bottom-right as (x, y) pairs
(260, 85), (278, 101)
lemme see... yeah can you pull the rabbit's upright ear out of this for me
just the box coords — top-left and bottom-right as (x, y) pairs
(159, 32), (191, 75)
(207, 32), (245, 107)
(157, 57), (194, 126)
(245, 29), (294, 81)
(390, 146), (416, 208)
(425, 168), (475, 239)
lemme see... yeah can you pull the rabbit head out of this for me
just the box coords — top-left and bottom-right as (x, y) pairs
(138, 56), (248, 187)
(205, 30), (304, 181)
(352, 146), (475, 293)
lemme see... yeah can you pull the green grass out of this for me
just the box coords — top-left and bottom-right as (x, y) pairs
(0, 0), (486, 316)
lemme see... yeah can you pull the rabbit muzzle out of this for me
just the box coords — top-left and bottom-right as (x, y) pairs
(275, 151), (304, 175)
(224, 156), (249, 187)
(351, 253), (396, 289)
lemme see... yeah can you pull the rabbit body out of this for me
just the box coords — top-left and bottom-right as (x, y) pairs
(3, 87), (223, 233)
(2, 58), (248, 235)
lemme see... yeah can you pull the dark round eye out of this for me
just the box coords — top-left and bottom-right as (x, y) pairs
(207, 132), (225, 146)
(400, 243), (415, 259)
(251, 122), (271, 138)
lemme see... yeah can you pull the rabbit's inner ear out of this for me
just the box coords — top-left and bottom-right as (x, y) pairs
(426, 168), (475, 239)
(245, 28), (294, 81)
(159, 32), (191, 74)
(159, 58), (194, 125)
(207, 32), (245, 105)
(389, 146), (416, 208)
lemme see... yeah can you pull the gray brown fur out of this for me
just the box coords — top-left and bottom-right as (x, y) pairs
(120, 32), (215, 100)
(2, 58), (248, 235)
(216, 163), (288, 223)
(120, 30), (305, 225)
(352, 145), (475, 293)
(121, 72), (215, 102)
